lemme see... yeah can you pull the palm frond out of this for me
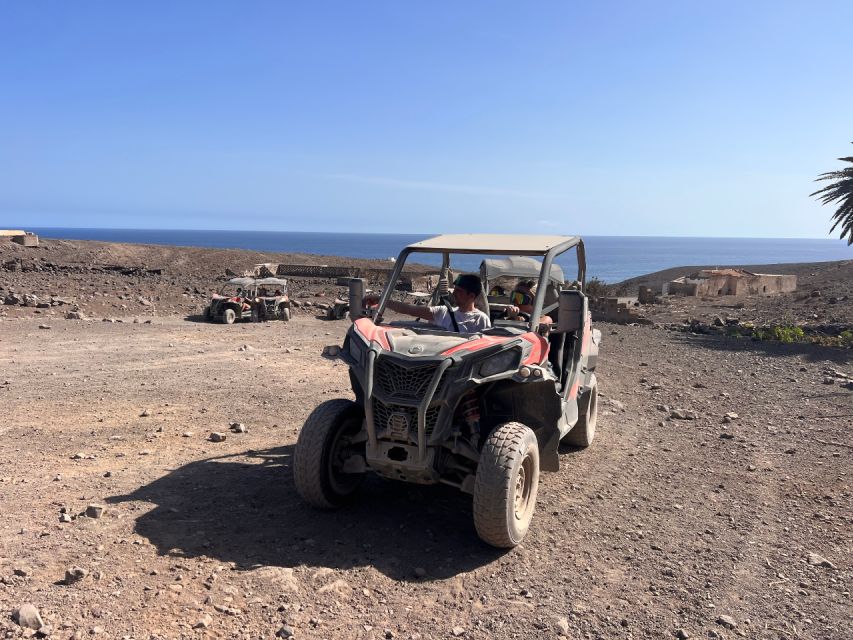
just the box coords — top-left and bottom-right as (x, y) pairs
(811, 143), (853, 245)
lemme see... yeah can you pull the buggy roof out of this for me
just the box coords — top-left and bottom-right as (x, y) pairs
(406, 234), (580, 255)
(223, 277), (287, 287)
(481, 257), (564, 283)
(256, 277), (288, 286)
(224, 277), (255, 287)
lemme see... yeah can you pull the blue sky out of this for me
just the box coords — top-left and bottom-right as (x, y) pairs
(1, 1), (851, 238)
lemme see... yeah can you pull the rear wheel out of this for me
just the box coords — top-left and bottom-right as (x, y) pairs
(473, 422), (540, 548)
(203, 306), (212, 321)
(279, 306), (291, 321)
(564, 375), (598, 447)
(294, 399), (367, 508)
(221, 308), (236, 325)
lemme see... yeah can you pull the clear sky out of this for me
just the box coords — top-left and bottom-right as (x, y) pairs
(2, 1), (851, 238)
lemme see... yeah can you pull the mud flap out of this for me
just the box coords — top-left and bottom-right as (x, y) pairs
(539, 429), (560, 472)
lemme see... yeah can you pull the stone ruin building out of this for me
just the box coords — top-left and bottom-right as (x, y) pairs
(665, 268), (796, 297)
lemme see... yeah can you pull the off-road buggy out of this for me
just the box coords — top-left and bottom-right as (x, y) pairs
(294, 235), (601, 547)
(204, 277), (291, 324)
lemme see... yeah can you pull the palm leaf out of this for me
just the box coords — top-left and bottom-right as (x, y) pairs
(811, 143), (853, 245)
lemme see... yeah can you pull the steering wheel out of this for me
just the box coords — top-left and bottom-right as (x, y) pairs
(503, 306), (530, 322)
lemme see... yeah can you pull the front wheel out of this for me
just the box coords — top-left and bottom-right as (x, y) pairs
(564, 374), (598, 447)
(473, 422), (540, 548)
(294, 399), (367, 508)
(278, 306), (291, 321)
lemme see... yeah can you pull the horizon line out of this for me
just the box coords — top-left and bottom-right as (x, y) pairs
(19, 225), (848, 243)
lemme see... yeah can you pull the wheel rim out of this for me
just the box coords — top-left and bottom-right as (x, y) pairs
(514, 453), (535, 521)
(327, 417), (364, 496)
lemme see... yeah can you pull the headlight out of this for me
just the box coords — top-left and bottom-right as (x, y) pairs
(478, 349), (521, 378)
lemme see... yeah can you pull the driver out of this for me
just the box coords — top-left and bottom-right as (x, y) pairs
(507, 279), (535, 319)
(363, 274), (490, 333)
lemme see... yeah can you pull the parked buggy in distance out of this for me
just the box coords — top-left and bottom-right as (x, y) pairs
(204, 277), (291, 324)
(294, 234), (601, 548)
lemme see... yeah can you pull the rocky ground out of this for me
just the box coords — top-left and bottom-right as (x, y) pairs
(0, 239), (850, 639)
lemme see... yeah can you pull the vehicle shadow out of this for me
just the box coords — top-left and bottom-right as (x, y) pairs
(106, 445), (504, 581)
(183, 313), (210, 323)
(670, 332), (852, 364)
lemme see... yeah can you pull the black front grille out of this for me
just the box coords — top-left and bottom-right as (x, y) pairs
(373, 399), (442, 438)
(375, 357), (446, 400)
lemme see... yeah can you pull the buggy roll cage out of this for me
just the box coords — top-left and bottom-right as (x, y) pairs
(374, 234), (586, 329)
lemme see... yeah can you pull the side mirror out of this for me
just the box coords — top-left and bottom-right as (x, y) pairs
(348, 278), (366, 322)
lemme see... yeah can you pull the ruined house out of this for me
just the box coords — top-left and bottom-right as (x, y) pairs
(666, 268), (796, 297)
(1, 230), (39, 247)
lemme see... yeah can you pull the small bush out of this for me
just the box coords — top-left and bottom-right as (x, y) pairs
(584, 276), (610, 299)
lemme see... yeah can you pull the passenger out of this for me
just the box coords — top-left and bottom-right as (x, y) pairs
(363, 274), (490, 333)
(506, 279), (536, 319)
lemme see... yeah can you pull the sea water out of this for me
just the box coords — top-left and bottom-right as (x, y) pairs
(27, 228), (850, 283)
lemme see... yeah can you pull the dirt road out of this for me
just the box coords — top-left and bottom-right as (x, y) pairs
(1, 313), (849, 639)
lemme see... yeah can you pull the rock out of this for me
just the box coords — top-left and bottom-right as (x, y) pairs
(554, 617), (570, 635)
(451, 627), (466, 637)
(713, 316), (724, 326)
(213, 604), (241, 615)
(674, 629), (690, 639)
(38, 324), (51, 330)
(609, 399), (625, 411)
(182, 431), (193, 438)
(209, 432), (227, 442)
(806, 552), (836, 569)
(237, 344), (253, 352)
(229, 422), (247, 433)
(13, 566), (32, 577)
(722, 412), (739, 423)
(669, 409), (696, 420)
(719, 432), (735, 440)
(13, 604), (43, 630)
(64, 566), (88, 584)
(716, 615), (737, 629)
(747, 464), (757, 472)
(276, 625), (295, 638)
(193, 614), (213, 629)
(65, 311), (85, 320)
(85, 504), (106, 519)
(140, 408), (151, 417)
(59, 513), (73, 523)
(138, 296), (152, 306)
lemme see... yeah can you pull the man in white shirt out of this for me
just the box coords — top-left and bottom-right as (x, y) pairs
(363, 274), (491, 333)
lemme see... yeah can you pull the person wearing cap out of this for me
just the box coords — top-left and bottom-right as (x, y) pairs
(363, 273), (490, 333)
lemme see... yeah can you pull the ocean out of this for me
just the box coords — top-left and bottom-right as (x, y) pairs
(28, 227), (850, 283)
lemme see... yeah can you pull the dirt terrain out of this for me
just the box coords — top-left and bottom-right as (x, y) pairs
(0, 239), (851, 639)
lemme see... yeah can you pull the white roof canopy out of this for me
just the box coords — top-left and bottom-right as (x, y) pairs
(406, 234), (580, 255)
(480, 257), (565, 283)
